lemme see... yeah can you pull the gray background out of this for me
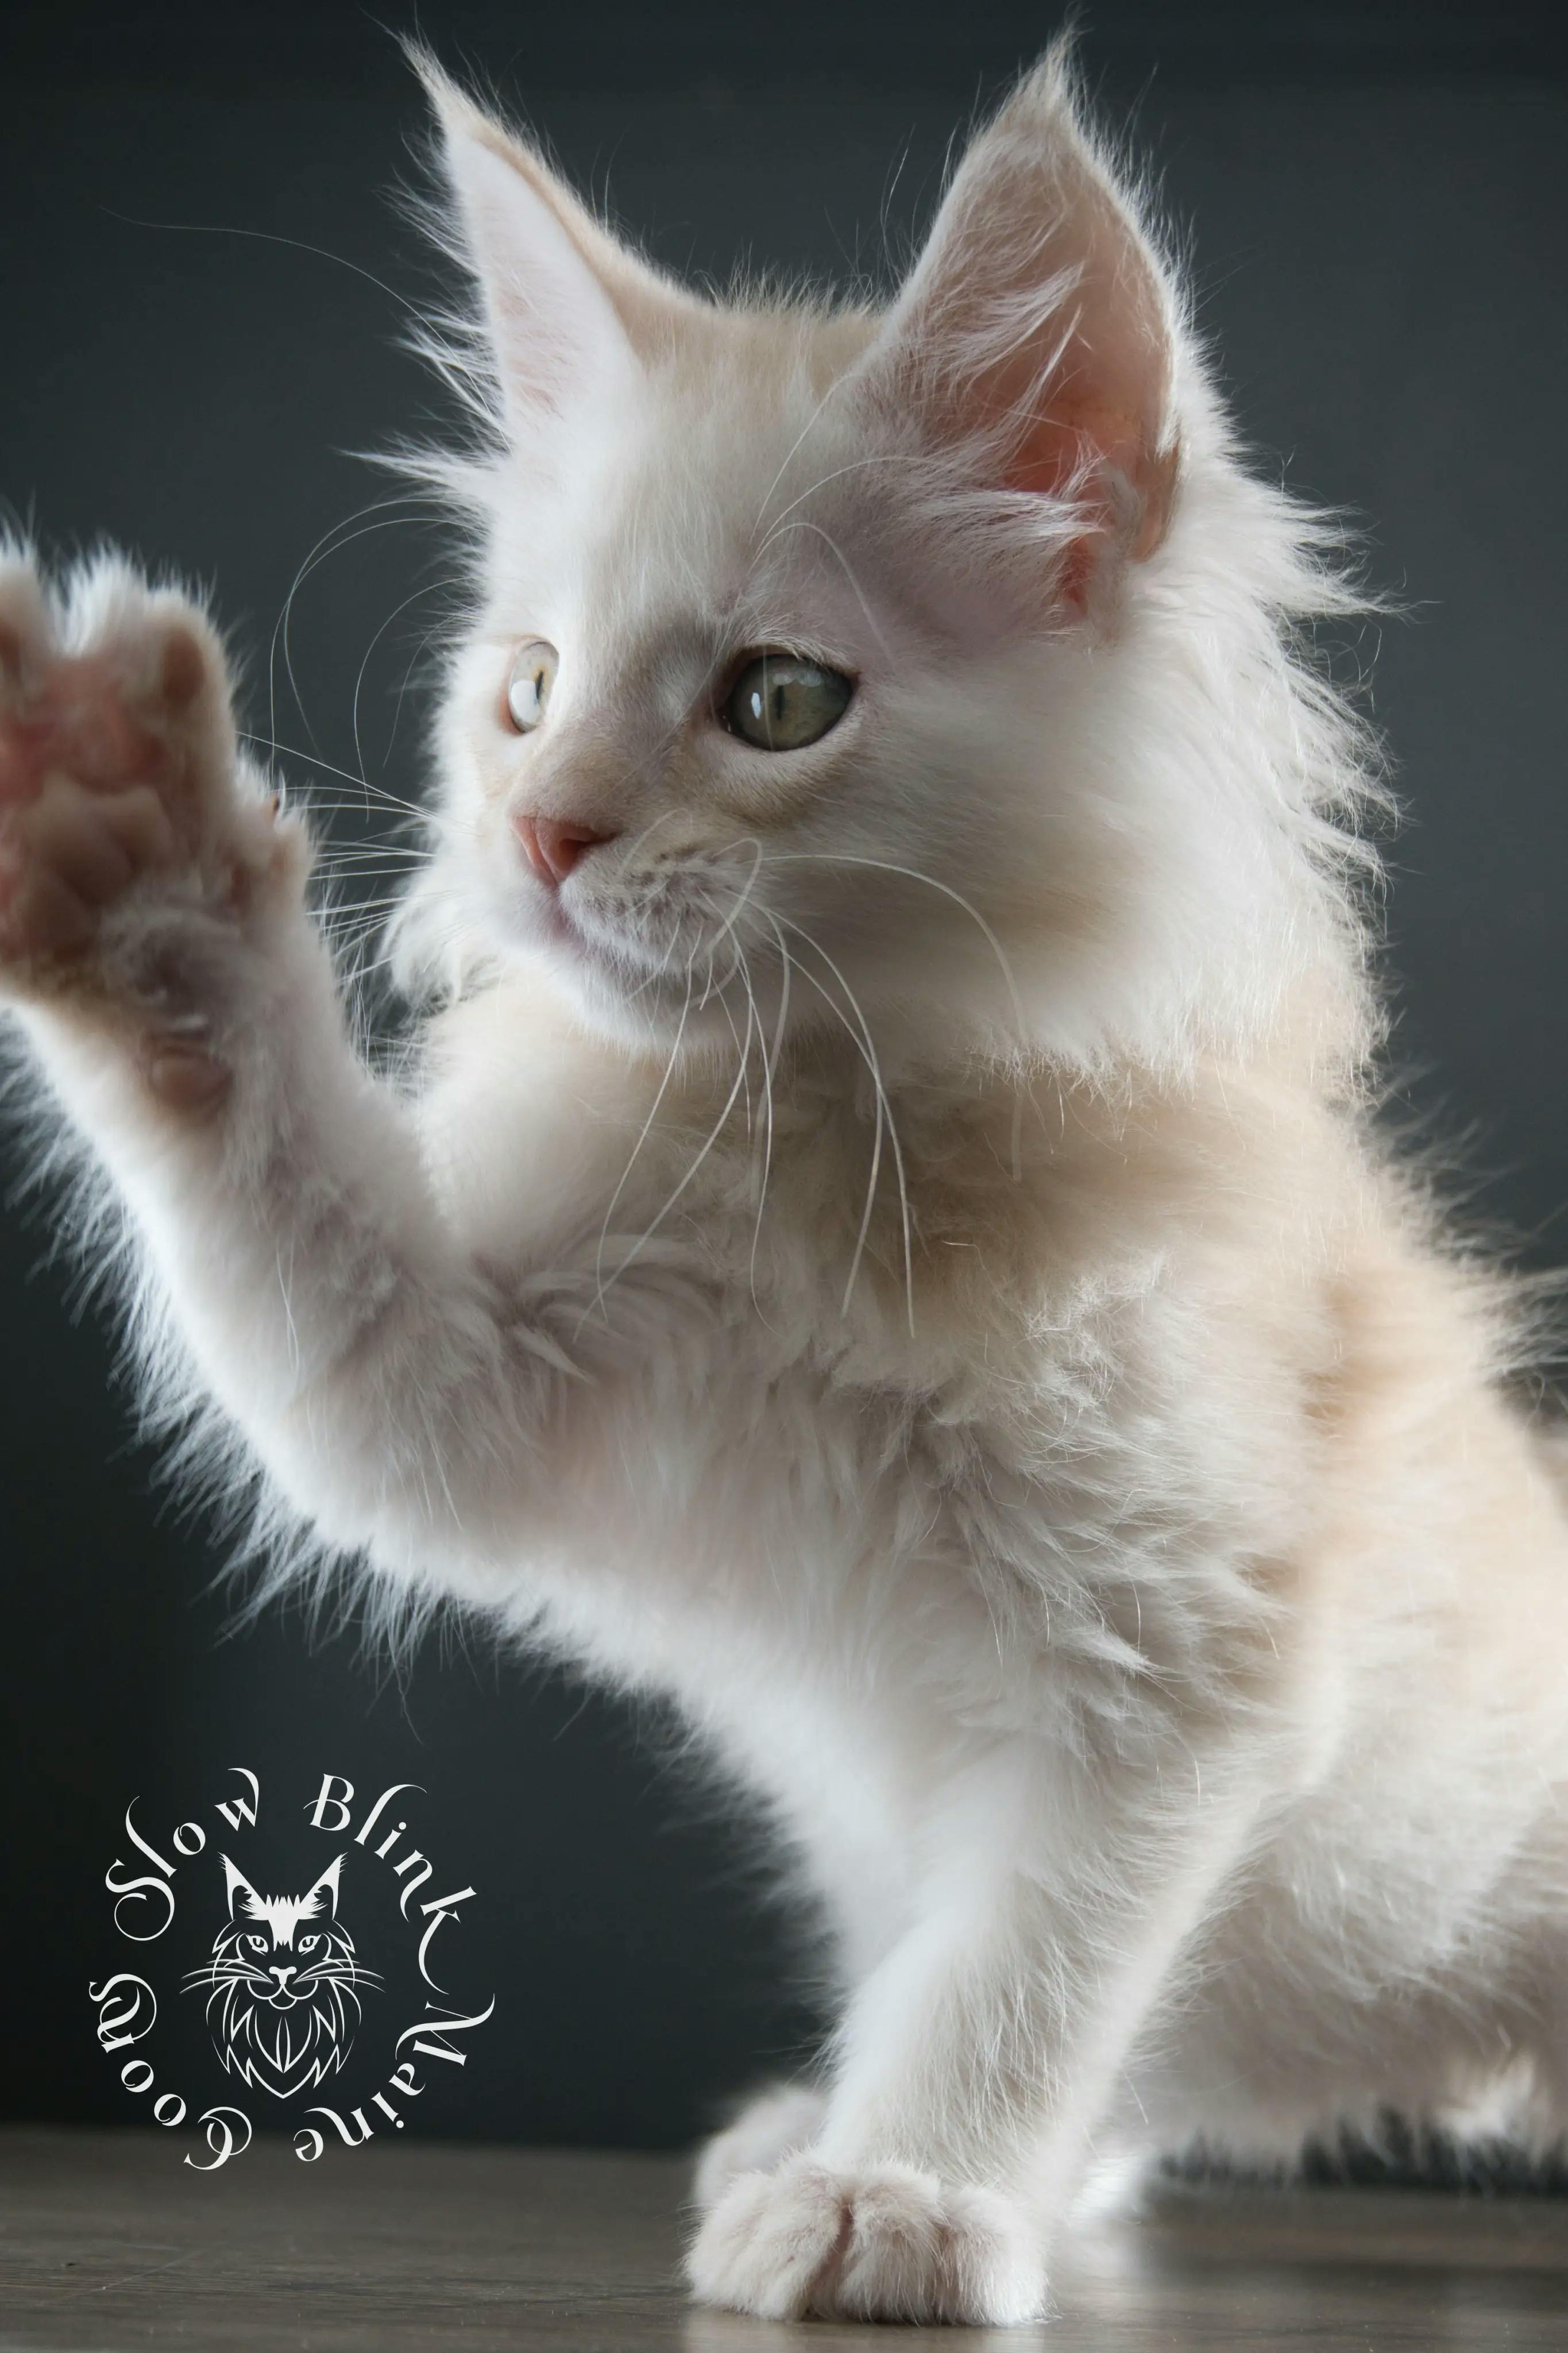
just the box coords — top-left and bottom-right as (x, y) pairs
(2, 0), (1565, 2147)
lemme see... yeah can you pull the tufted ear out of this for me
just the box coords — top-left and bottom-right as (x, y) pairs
(417, 53), (701, 440)
(857, 41), (1180, 599)
(300, 1854), (344, 1922)
(221, 1855), (265, 1923)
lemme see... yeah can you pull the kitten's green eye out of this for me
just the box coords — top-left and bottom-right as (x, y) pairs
(505, 639), (558, 733)
(724, 654), (853, 751)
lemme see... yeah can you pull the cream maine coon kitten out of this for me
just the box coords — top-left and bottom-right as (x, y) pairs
(3, 41), (1567, 2326)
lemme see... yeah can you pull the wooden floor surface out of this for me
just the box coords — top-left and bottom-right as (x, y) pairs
(3, 2126), (1567, 2349)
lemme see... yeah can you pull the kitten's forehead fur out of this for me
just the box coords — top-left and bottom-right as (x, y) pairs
(489, 313), (889, 686)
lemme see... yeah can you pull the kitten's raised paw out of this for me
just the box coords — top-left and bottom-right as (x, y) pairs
(693, 2082), (828, 2212)
(685, 2151), (1045, 2324)
(0, 549), (297, 1009)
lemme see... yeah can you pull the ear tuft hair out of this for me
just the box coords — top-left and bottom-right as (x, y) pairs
(300, 1854), (344, 1920)
(857, 33), (1181, 600)
(407, 41), (703, 448)
(222, 1853), (266, 1923)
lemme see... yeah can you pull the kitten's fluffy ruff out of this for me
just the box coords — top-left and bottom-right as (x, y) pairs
(4, 39), (1568, 2328)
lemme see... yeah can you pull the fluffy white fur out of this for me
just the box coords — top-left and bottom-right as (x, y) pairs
(4, 40), (1568, 2325)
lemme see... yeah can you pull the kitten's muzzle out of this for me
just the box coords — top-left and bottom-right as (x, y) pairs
(512, 811), (621, 887)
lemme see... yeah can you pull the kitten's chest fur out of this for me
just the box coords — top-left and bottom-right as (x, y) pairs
(418, 979), (1344, 1715)
(420, 975), (1162, 1409)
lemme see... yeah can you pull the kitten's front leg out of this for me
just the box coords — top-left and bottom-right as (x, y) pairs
(0, 549), (603, 1580)
(688, 1740), (1258, 2324)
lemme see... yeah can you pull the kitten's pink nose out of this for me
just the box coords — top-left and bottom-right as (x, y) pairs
(512, 812), (620, 887)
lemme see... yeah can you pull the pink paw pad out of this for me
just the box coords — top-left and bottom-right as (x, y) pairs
(0, 555), (261, 1005)
(0, 640), (200, 811)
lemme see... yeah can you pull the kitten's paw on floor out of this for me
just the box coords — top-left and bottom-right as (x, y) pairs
(685, 2151), (1045, 2324)
(692, 2082), (828, 2212)
(0, 550), (298, 1037)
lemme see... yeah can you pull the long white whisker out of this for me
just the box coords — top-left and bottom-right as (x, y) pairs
(310, 834), (427, 860)
(588, 961), (696, 1325)
(105, 209), (412, 307)
(750, 922), (793, 1311)
(685, 839), (775, 1019)
(342, 946), (405, 986)
(350, 577), (459, 793)
(322, 899), (411, 927)
(240, 733), (426, 818)
(748, 520), (894, 661)
(321, 911), (410, 948)
(623, 919), (687, 1004)
(732, 939), (779, 1326)
(768, 850), (1038, 1179)
(593, 978), (758, 1321)
(268, 499), (436, 757)
(771, 912), (913, 1331)
(700, 839), (764, 962)
(749, 374), (854, 541)
(619, 808), (682, 866)
(711, 944), (754, 1137)
(291, 797), (426, 825)
(388, 616), (452, 758)
(696, 901), (754, 1011)
(752, 451), (933, 543)
(311, 858), (426, 884)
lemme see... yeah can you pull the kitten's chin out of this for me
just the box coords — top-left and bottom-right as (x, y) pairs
(559, 959), (733, 1056)
(500, 918), (699, 1052)
(551, 943), (773, 1063)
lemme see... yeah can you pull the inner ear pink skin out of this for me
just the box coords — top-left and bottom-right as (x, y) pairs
(855, 63), (1180, 608)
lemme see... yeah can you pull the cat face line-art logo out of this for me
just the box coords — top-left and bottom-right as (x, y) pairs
(89, 1767), (495, 2171)
(183, 1853), (381, 2099)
